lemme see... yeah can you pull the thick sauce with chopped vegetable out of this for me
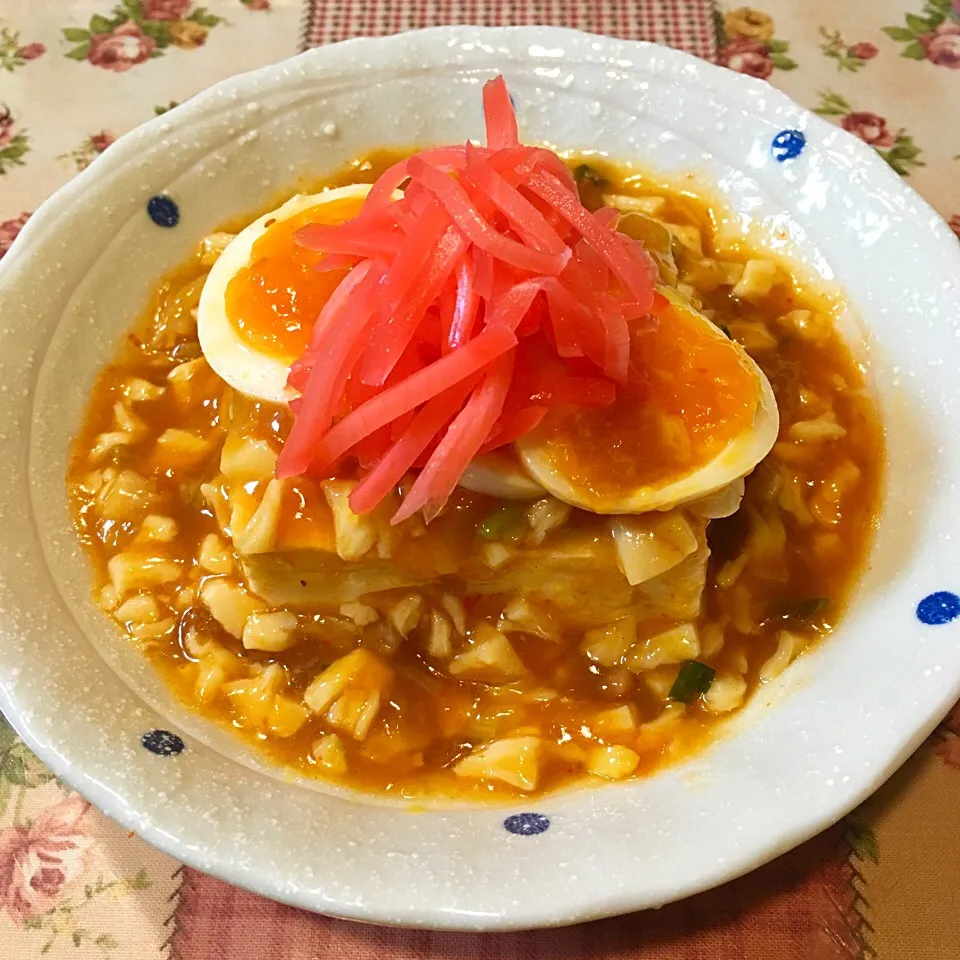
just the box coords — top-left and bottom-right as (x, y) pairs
(66, 151), (883, 800)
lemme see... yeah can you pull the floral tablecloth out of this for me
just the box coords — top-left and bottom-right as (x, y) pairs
(1, 1), (959, 957)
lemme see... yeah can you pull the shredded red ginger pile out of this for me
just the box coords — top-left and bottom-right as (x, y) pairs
(275, 75), (659, 524)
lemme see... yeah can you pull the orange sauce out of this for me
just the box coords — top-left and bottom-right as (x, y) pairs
(65, 151), (884, 800)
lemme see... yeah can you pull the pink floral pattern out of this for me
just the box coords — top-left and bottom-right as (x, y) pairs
(58, 131), (116, 171)
(922, 20), (960, 66)
(89, 130), (116, 153)
(814, 90), (925, 175)
(819, 27), (879, 72)
(719, 38), (775, 78)
(949, 214), (960, 239)
(143, 0), (193, 19)
(0, 28), (46, 71)
(883, 0), (960, 67)
(62, 1), (224, 69)
(0, 716), (157, 952)
(0, 795), (91, 921)
(0, 107), (29, 175)
(850, 41), (880, 59)
(0, 212), (29, 258)
(0, 108), (14, 150)
(87, 21), (156, 72)
(841, 111), (897, 147)
(716, 6), (798, 79)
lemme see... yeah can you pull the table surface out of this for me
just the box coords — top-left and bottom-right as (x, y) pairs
(1, 1), (959, 957)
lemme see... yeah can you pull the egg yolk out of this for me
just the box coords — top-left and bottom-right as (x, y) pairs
(225, 195), (366, 362)
(533, 302), (759, 505)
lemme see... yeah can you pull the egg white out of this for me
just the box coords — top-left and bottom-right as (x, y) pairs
(459, 452), (544, 500)
(197, 184), (373, 406)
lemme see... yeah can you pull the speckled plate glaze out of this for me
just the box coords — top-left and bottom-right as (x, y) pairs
(1, 26), (959, 931)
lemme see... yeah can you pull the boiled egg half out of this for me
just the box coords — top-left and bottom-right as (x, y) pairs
(198, 184), (373, 406)
(516, 288), (779, 513)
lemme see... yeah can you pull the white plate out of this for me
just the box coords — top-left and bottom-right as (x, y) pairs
(1, 26), (959, 931)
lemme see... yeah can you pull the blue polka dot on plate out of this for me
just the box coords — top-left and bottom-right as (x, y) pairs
(771, 130), (805, 162)
(503, 812), (550, 836)
(916, 591), (960, 626)
(147, 194), (180, 228)
(141, 729), (185, 756)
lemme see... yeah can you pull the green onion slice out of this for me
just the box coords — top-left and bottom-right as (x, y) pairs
(573, 164), (606, 185)
(477, 504), (526, 541)
(669, 660), (716, 703)
(780, 597), (829, 620)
